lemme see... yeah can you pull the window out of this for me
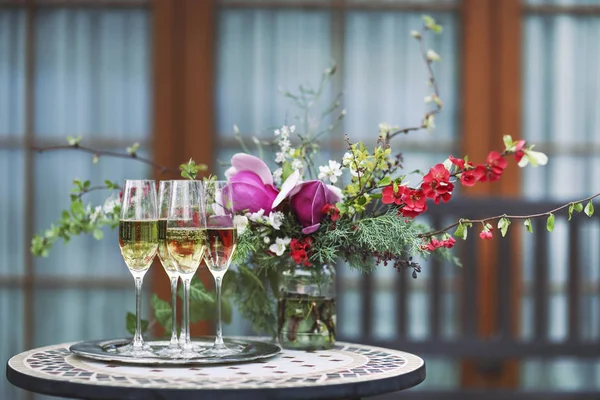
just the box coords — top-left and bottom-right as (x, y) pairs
(0, 2), (151, 398)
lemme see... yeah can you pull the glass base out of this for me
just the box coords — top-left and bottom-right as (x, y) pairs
(155, 343), (181, 357)
(117, 341), (155, 357)
(201, 343), (243, 357)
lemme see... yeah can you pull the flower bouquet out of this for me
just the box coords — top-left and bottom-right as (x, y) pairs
(30, 16), (596, 351)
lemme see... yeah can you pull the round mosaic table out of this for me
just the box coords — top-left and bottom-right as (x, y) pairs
(6, 340), (426, 400)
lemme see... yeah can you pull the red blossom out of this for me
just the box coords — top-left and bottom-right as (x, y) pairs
(382, 185), (403, 205)
(443, 236), (456, 248)
(321, 203), (340, 222)
(514, 140), (526, 163)
(479, 228), (494, 240)
(480, 151), (508, 182)
(460, 165), (486, 186)
(290, 237), (313, 266)
(399, 188), (427, 218)
(448, 155), (465, 169)
(421, 163), (454, 204)
(421, 236), (456, 251)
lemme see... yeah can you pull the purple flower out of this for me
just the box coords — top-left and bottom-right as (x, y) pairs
(225, 153), (299, 214)
(290, 180), (341, 234)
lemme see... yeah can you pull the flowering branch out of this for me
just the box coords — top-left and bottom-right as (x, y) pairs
(386, 16), (443, 141)
(420, 193), (599, 240)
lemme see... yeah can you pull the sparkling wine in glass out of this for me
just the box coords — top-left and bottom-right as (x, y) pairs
(118, 179), (158, 357)
(166, 180), (206, 358)
(203, 180), (238, 356)
(156, 181), (181, 357)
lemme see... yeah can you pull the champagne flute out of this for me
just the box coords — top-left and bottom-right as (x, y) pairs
(118, 179), (158, 357)
(202, 180), (238, 356)
(166, 180), (206, 358)
(155, 181), (181, 357)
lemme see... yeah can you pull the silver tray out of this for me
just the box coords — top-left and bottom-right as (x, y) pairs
(69, 337), (281, 366)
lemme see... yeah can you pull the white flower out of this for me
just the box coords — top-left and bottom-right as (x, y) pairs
(274, 129), (280, 136)
(278, 138), (291, 152)
(268, 211), (285, 230)
(263, 236), (271, 244)
(342, 152), (360, 177)
(292, 159), (304, 171)
(273, 168), (283, 185)
(518, 149), (548, 168)
(269, 237), (291, 256)
(275, 152), (286, 163)
(90, 206), (103, 224)
(289, 125), (296, 133)
(102, 195), (120, 214)
(318, 160), (343, 183)
(233, 215), (249, 234)
(247, 209), (265, 223)
(342, 152), (354, 167)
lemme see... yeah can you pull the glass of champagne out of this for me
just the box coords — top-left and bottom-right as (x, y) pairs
(155, 181), (181, 357)
(118, 179), (158, 357)
(166, 180), (206, 358)
(202, 180), (238, 356)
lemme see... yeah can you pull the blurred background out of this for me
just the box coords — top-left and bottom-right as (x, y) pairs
(2, 0), (600, 398)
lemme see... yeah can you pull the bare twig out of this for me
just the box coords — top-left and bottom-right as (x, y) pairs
(32, 144), (181, 176)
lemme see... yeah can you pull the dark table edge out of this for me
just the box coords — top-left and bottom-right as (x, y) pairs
(6, 359), (426, 400)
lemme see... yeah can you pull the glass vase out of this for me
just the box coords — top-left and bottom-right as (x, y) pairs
(277, 264), (336, 350)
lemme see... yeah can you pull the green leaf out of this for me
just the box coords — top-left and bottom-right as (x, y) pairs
(585, 200), (595, 217)
(574, 203), (584, 212)
(70, 200), (85, 217)
(126, 312), (148, 336)
(497, 217), (511, 237)
(83, 180), (91, 189)
(104, 180), (119, 189)
(453, 223), (467, 240)
(92, 229), (104, 240)
(503, 135), (514, 150)
(524, 218), (533, 233)
(546, 213), (555, 232)
(376, 176), (392, 187)
(151, 294), (173, 334)
(568, 203), (575, 221)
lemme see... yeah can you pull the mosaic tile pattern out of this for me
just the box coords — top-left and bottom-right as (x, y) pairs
(8, 341), (424, 390)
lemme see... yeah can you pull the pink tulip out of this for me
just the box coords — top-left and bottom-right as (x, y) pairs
(290, 180), (341, 234)
(225, 153), (299, 214)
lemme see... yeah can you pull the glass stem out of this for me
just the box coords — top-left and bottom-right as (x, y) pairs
(182, 277), (192, 351)
(133, 276), (144, 349)
(214, 276), (224, 348)
(169, 276), (178, 347)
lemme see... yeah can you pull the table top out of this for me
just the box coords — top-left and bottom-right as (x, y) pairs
(6, 340), (426, 400)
